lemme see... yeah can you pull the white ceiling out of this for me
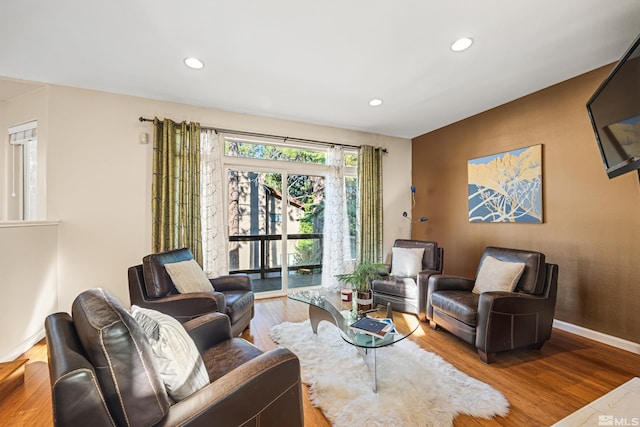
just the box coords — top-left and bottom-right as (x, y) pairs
(1, 0), (639, 139)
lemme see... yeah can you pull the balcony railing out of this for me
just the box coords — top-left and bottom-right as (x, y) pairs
(228, 233), (323, 279)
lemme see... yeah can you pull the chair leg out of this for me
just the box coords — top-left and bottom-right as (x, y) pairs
(477, 350), (495, 364)
(429, 320), (438, 330)
(528, 341), (544, 350)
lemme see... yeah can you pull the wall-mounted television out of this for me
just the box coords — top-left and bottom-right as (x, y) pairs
(586, 32), (640, 179)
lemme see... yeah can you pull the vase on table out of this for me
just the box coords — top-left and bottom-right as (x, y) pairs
(355, 290), (373, 313)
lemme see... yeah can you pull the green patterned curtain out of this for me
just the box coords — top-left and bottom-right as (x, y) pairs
(358, 145), (384, 263)
(152, 118), (203, 264)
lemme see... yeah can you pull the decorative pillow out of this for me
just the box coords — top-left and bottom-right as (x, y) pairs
(131, 305), (210, 401)
(164, 259), (214, 293)
(472, 256), (526, 294)
(390, 247), (425, 277)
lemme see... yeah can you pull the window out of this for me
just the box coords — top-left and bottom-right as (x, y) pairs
(217, 136), (358, 294)
(345, 152), (358, 167)
(7, 121), (37, 220)
(224, 138), (327, 164)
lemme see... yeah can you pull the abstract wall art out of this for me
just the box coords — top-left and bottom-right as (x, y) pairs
(468, 144), (543, 223)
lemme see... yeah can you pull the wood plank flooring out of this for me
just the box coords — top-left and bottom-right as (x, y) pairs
(0, 359), (28, 401)
(2, 296), (638, 426)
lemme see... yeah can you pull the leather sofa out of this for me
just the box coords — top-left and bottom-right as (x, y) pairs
(427, 246), (558, 363)
(371, 239), (444, 322)
(45, 288), (304, 427)
(128, 248), (254, 336)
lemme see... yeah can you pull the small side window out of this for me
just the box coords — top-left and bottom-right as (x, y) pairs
(7, 121), (37, 220)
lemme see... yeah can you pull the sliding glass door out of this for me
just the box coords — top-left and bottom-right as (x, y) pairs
(227, 168), (326, 294)
(221, 137), (357, 296)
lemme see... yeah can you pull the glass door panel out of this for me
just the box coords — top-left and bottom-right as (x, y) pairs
(226, 169), (328, 293)
(285, 174), (324, 289)
(227, 169), (284, 293)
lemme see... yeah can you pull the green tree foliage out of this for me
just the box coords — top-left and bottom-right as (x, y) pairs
(225, 140), (326, 164)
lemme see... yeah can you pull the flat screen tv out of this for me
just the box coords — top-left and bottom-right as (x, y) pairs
(586, 32), (640, 179)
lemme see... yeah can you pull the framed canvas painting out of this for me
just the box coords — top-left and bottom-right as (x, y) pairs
(468, 145), (543, 223)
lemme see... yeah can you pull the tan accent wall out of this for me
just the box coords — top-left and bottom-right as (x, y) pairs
(412, 65), (640, 344)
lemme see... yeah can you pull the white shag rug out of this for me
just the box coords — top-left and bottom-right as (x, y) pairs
(270, 320), (509, 427)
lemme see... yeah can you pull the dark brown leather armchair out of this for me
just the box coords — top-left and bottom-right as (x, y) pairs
(45, 288), (304, 427)
(427, 246), (558, 363)
(128, 248), (254, 336)
(371, 239), (444, 322)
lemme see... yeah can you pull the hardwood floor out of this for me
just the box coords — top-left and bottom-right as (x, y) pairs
(3, 296), (638, 426)
(0, 340), (50, 427)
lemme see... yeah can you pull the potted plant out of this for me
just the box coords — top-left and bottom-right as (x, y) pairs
(336, 262), (385, 313)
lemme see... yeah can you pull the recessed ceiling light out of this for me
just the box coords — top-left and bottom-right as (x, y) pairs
(451, 37), (473, 52)
(369, 98), (383, 107)
(184, 57), (204, 69)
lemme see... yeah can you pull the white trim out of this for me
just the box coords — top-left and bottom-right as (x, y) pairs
(553, 319), (640, 355)
(0, 329), (45, 362)
(8, 120), (38, 145)
(8, 120), (37, 134)
(0, 220), (60, 228)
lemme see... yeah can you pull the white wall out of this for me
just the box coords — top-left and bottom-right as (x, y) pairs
(0, 222), (58, 361)
(1, 86), (56, 362)
(0, 82), (412, 359)
(47, 85), (413, 311)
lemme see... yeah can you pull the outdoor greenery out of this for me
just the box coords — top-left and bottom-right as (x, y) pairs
(225, 139), (327, 164)
(292, 201), (324, 267)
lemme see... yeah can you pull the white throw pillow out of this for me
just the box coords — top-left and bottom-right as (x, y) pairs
(131, 305), (210, 401)
(472, 256), (525, 294)
(165, 259), (214, 293)
(390, 247), (425, 277)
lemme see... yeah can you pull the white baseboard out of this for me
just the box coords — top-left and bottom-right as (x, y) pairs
(0, 329), (45, 362)
(553, 320), (640, 355)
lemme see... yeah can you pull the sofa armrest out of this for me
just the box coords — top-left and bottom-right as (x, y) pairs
(183, 312), (232, 351)
(158, 348), (303, 427)
(416, 269), (443, 322)
(477, 291), (553, 316)
(138, 292), (226, 323)
(417, 268), (441, 284)
(426, 275), (475, 321)
(476, 290), (556, 355)
(45, 313), (119, 427)
(210, 274), (252, 292)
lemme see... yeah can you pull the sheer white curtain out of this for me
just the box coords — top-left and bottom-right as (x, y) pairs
(200, 130), (229, 277)
(321, 146), (352, 290)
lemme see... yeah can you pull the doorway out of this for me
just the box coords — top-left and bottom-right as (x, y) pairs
(227, 169), (325, 294)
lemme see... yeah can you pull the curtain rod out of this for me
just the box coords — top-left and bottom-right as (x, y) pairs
(138, 116), (387, 153)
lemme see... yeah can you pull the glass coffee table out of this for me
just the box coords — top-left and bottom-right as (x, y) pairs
(288, 289), (420, 392)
